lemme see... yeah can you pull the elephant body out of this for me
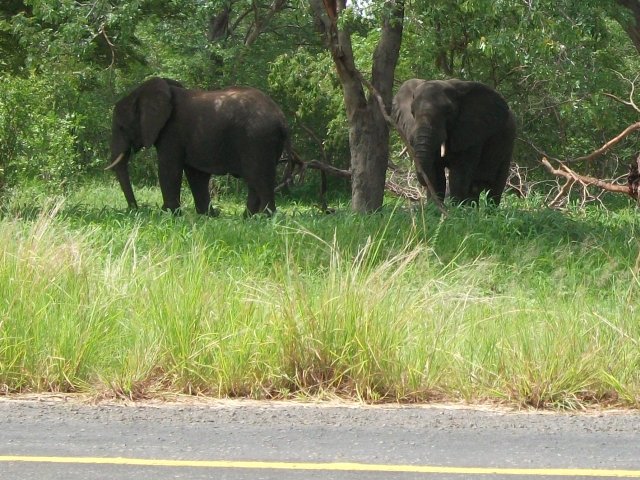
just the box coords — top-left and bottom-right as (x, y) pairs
(108, 77), (288, 215)
(392, 78), (516, 205)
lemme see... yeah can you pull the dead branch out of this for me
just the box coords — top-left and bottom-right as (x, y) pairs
(603, 71), (640, 114)
(93, 24), (116, 69)
(295, 119), (330, 166)
(603, 93), (640, 114)
(506, 163), (528, 198)
(540, 158), (631, 204)
(569, 122), (640, 163)
(530, 73), (640, 205)
(385, 167), (424, 201)
(538, 120), (640, 206)
(275, 148), (304, 192)
(275, 148), (344, 213)
(541, 157), (629, 193)
(278, 153), (443, 204)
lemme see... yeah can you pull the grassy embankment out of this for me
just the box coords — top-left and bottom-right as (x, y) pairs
(1, 183), (639, 409)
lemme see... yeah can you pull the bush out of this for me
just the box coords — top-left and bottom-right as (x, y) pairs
(0, 75), (89, 191)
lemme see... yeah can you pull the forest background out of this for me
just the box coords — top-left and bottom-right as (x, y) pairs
(1, 0), (639, 201)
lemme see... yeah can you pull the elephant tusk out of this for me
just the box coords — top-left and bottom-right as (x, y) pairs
(105, 153), (125, 170)
(440, 143), (446, 158)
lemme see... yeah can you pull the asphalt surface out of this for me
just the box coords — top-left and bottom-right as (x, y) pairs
(1, 396), (640, 479)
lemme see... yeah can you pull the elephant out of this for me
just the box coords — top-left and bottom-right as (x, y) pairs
(106, 77), (289, 215)
(392, 78), (516, 206)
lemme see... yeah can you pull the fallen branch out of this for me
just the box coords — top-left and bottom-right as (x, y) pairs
(275, 149), (333, 212)
(282, 152), (534, 205)
(385, 167), (424, 201)
(291, 158), (430, 203)
(540, 157), (631, 204)
(541, 157), (629, 193)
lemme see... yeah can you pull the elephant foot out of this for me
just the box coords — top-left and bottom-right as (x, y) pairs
(161, 205), (183, 216)
(243, 208), (274, 218)
(207, 205), (221, 217)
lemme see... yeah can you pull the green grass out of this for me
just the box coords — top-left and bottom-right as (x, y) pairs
(1, 182), (639, 409)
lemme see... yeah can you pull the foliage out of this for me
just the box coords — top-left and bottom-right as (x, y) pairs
(269, 48), (349, 168)
(0, 75), (89, 189)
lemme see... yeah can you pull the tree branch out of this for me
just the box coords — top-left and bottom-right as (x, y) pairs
(244, 0), (287, 46)
(603, 71), (640, 114)
(541, 157), (631, 195)
(569, 122), (640, 163)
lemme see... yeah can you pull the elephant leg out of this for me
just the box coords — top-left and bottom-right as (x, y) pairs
(157, 151), (184, 214)
(477, 113), (516, 206)
(244, 182), (275, 217)
(244, 187), (275, 217)
(243, 150), (277, 216)
(184, 165), (213, 215)
(448, 172), (476, 204)
(447, 147), (482, 205)
(483, 159), (511, 206)
(258, 189), (276, 215)
(245, 187), (261, 217)
(252, 174), (276, 215)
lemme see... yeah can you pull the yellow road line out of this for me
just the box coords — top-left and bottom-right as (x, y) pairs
(2, 455), (640, 477)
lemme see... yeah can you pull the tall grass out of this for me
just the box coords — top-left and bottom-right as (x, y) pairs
(1, 186), (639, 408)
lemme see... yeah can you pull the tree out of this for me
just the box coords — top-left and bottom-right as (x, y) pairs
(309, 0), (404, 213)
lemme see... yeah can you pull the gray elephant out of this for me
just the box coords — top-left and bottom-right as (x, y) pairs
(107, 77), (289, 215)
(392, 78), (516, 205)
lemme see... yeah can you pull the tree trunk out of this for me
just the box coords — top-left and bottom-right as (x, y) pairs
(349, 102), (389, 211)
(616, 0), (640, 53)
(309, 0), (404, 213)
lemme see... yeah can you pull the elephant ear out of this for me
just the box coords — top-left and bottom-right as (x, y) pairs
(449, 82), (509, 153)
(137, 77), (174, 148)
(392, 79), (424, 141)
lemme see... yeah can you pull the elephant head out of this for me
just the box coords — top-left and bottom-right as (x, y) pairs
(393, 79), (513, 203)
(106, 77), (184, 209)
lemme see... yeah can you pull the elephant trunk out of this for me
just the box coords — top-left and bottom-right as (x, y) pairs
(108, 151), (138, 209)
(413, 124), (447, 198)
(413, 126), (443, 167)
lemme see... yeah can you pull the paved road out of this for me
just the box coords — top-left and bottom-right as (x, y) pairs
(1, 397), (640, 479)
